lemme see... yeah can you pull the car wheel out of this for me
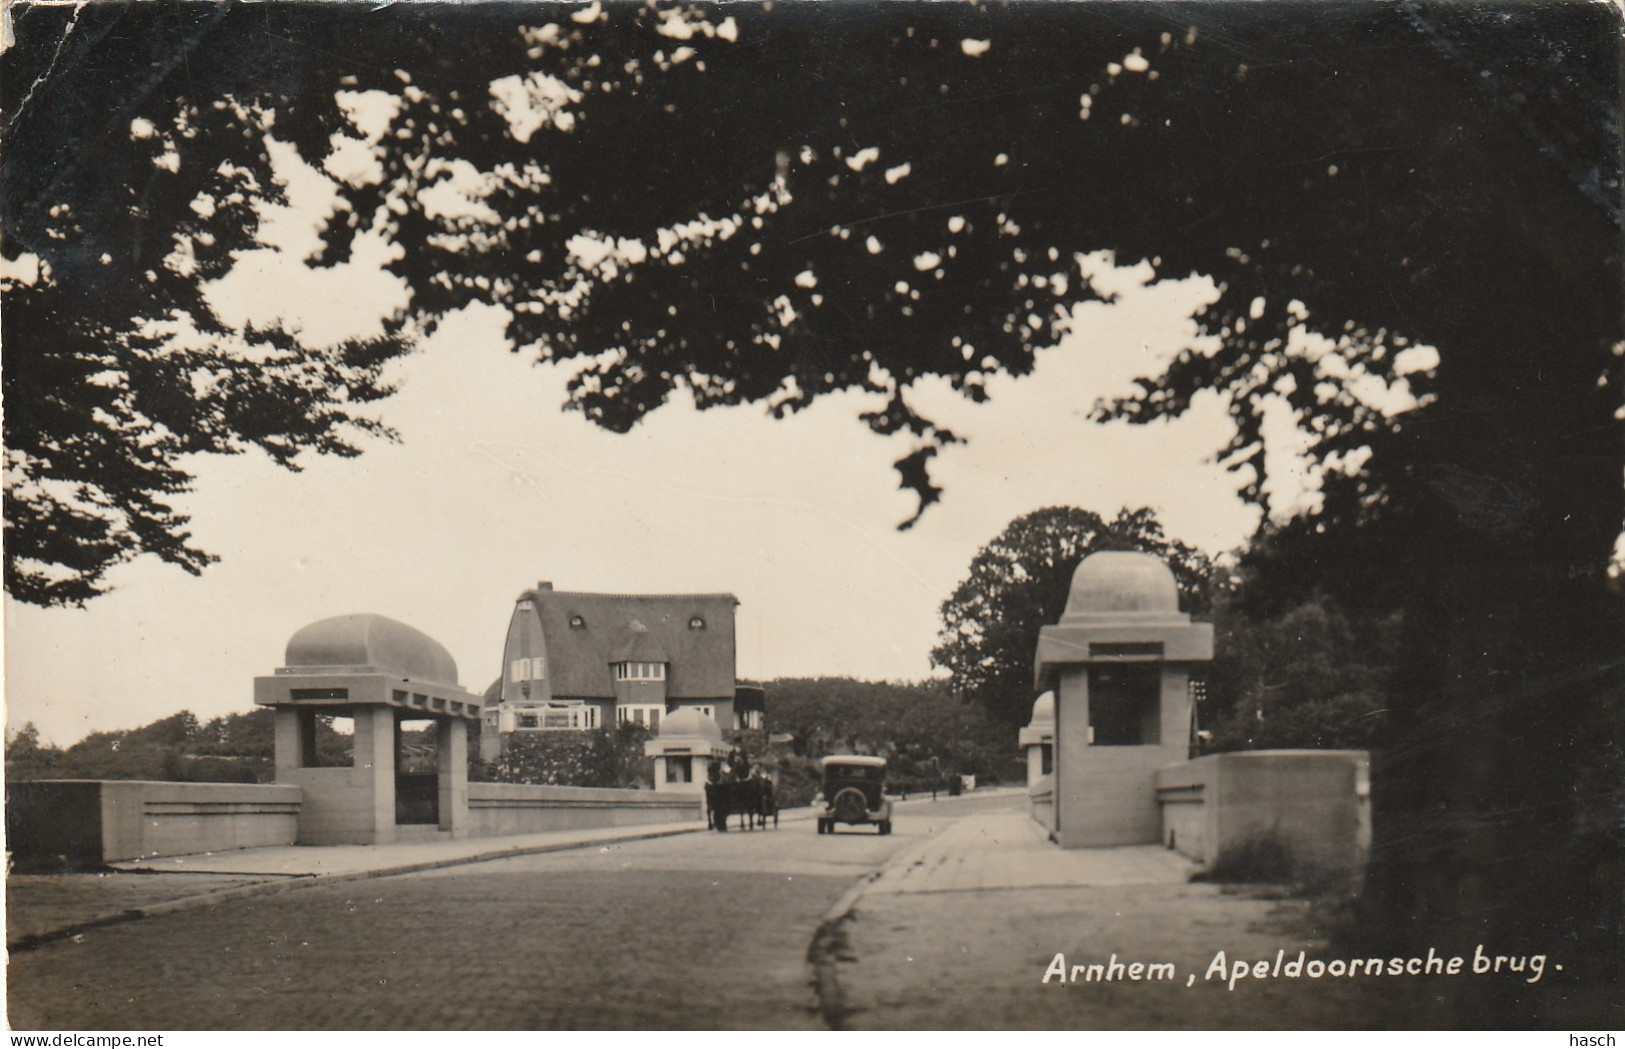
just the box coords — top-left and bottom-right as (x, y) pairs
(832, 787), (869, 826)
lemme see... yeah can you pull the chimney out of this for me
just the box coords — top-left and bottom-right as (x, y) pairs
(536, 581), (553, 591)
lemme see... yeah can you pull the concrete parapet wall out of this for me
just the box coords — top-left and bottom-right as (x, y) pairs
(285, 766), (387, 845)
(1028, 774), (1055, 834)
(7, 780), (300, 867)
(467, 782), (701, 837)
(1054, 744), (1186, 847)
(1155, 750), (1370, 878)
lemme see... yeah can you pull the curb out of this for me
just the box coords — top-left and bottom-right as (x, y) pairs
(7, 821), (709, 953)
(805, 819), (946, 1030)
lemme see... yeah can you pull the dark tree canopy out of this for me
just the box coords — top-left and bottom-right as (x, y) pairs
(759, 676), (1016, 779)
(1204, 591), (1401, 754)
(8, 1), (1618, 567)
(6, 1), (1621, 992)
(3, 5), (414, 604)
(933, 507), (1212, 728)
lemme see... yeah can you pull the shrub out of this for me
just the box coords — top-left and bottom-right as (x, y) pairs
(473, 725), (652, 788)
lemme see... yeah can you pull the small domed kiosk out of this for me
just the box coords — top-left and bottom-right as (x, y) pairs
(1033, 552), (1212, 848)
(255, 614), (483, 845)
(1019, 691), (1057, 829)
(644, 707), (729, 793)
(1019, 691), (1056, 787)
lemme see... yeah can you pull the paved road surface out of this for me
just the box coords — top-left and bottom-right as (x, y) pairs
(8, 795), (1004, 1030)
(15, 791), (1590, 1030)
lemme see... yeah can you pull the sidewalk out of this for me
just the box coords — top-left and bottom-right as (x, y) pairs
(819, 806), (1362, 1029)
(868, 811), (1196, 895)
(8, 817), (713, 948)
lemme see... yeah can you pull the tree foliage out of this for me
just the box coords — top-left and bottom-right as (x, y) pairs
(3, 6), (408, 605)
(761, 676), (1019, 784)
(933, 507), (1212, 728)
(4, 708), (279, 784)
(1203, 592), (1401, 754)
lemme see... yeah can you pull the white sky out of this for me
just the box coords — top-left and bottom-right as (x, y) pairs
(3, 121), (1322, 748)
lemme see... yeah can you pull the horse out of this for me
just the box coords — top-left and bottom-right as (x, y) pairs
(704, 776), (778, 831)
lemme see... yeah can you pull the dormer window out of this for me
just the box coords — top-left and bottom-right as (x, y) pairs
(517, 599), (534, 611)
(614, 661), (666, 682)
(569, 615), (586, 629)
(688, 616), (705, 630)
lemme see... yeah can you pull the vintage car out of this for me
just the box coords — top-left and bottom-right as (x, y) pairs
(814, 754), (892, 834)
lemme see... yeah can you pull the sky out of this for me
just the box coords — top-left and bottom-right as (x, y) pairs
(1, 57), (1372, 749)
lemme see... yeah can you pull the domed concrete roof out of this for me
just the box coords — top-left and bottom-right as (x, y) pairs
(1062, 551), (1182, 620)
(285, 613), (459, 686)
(660, 706), (722, 741)
(1030, 691), (1055, 725)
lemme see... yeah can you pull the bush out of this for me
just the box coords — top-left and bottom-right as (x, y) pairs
(1202, 833), (1298, 883)
(472, 725), (653, 788)
(1201, 831), (1344, 896)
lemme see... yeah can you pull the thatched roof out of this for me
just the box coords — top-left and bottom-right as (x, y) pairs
(521, 588), (738, 700)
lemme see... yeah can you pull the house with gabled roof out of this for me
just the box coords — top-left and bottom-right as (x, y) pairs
(481, 582), (756, 759)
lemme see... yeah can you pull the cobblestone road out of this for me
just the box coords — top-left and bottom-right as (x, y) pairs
(18, 791), (1552, 1031)
(8, 802), (967, 1030)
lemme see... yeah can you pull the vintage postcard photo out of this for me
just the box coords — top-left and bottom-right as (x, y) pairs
(3, 0), (1621, 1032)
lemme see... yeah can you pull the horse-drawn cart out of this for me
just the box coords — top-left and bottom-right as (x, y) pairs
(704, 776), (778, 831)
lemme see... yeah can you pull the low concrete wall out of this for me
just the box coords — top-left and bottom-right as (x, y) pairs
(7, 780), (301, 868)
(1055, 744), (1185, 847)
(467, 782), (701, 837)
(1028, 773), (1055, 835)
(7, 779), (702, 866)
(1155, 750), (1370, 879)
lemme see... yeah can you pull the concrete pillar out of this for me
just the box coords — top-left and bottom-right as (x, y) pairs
(652, 756), (668, 790)
(438, 718), (468, 837)
(273, 707), (302, 779)
(1027, 745), (1045, 788)
(1160, 669), (1191, 748)
(354, 705), (396, 842)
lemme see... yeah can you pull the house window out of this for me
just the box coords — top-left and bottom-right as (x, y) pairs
(510, 657), (546, 682)
(666, 756), (693, 783)
(514, 702), (596, 731)
(614, 662), (666, 681)
(617, 705), (662, 731)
